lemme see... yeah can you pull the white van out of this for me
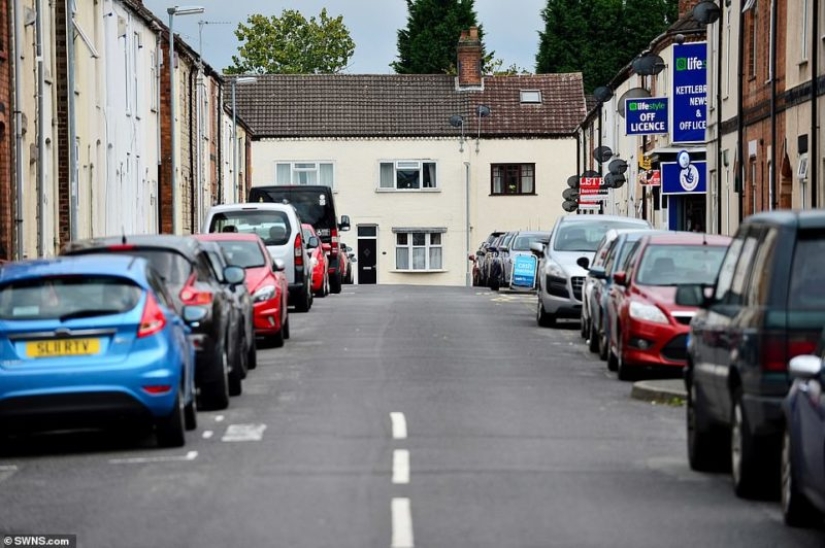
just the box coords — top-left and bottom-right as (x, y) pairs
(202, 203), (313, 312)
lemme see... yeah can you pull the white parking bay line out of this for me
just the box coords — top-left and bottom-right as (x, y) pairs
(110, 451), (198, 464)
(202, 430), (214, 439)
(221, 424), (267, 442)
(390, 412), (407, 439)
(391, 498), (414, 548)
(392, 450), (410, 484)
(0, 465), (18, 484)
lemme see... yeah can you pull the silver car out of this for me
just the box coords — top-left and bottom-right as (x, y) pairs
(533, 215), (652, 327)
(505, 230), (551, 291)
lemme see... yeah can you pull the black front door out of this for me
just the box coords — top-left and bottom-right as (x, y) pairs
(358, 238), (377, 284)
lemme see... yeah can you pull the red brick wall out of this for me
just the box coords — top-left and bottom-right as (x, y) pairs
(55, 0), (70, 249)
(0, 0), (12, 259)
(209, 81), (219, 205)
(457, 27), (482, 87)
(159, 37), (173, 234)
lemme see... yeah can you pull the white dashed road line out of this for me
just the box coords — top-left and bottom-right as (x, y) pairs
(392, 450), (410, 484)
(391, 497), (414, 548)
(0, 465), (18, 484)
(202, 430), (214, 439)
(221, 424), (267, 442)
(390, 412), (407, 439)
(214, 415), (225, 422)
(109, 451), (198, 464)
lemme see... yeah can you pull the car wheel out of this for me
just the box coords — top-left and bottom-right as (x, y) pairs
(270, 324), (285, 348)
(781, 427), (818, 526)
(283, 316), (290, 340)
(200, 347), (230, 411)
(588, 320), (599, 353)
(228, 343), (243, 397)
(598, 329), (609, 361)
(686, 381), (726, 472)
(490, 278), (500, 291)
(246, 336), (258, 370)
(616, 333), (634, 381)
(184, 394), (197, 431)
(294, 284), (310, 312)
(731, 390), (767, 498)
(580, 314), (589, 339)
(330, 271), (343, 294)
(156, 391), (186, 448)
(536, 298), (556, 327)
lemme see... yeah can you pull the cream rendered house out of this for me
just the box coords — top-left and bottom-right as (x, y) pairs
(235, 29), (586, 287)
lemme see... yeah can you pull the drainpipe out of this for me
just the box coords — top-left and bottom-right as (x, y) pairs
(153, 24), (162, 233)
(217, 84), (223, 204)
(189, 67), (196, 233)
(67, 1), (78, 240)
(736, 3), (745, 223)
(769, 0), (777, 210)
(12, 0), (25, 259)
(811, 0), (820, 207)
(35, 0), (46, 256)
(715, 9), (724, 231)
(598, 103), (604, 215)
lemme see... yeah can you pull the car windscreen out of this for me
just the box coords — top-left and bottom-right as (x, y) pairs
(635, 244), (727, 286)
(250, 188), (334, 234)
(107, 249), (192, 286)
(0, 275), (142, 320)
(216, 240), (267, 269)
(209, 210), (292, 246)
(554, 221), (648, 252)
(788, 230), (825, 308)
(511, 234), (548, 251)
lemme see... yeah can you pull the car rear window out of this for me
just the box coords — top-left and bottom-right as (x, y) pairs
(635, 244), (727, 286)
(107, 249), (192, 285)
(209, 210), (292, 246)
(788, 230), (825, 308)
(216, 240), (267, 269)
(249, 188), (334, 235)
(0, 276), (141, 320)
(554, 221), (647, 252)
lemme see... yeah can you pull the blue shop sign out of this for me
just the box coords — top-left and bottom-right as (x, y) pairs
(625, 97), (669, 136)
(672, 42), (707, 144)
(661, 152), (707, 195)
(511, 255), (537, 288)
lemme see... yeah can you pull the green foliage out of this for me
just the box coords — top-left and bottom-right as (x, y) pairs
(393, 0), (487, 74)
(225, 9), (355, 75)
(536, 0), (679, 93)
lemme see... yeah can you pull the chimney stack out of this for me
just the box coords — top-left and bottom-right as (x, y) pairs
(457, 27), (482, 88)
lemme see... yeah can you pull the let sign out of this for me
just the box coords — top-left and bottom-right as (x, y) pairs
(579, 177), (607, 203)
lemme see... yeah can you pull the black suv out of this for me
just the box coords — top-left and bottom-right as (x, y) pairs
(678, 211), (825, 498)
(63, 235), (246, 411)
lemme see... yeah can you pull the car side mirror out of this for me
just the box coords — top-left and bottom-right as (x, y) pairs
(182, 305), (208, 327)
(612, 271), (627, 286)
(499, 246), (509, 253)
(789, 355), (823, 380)
(273, 259), (286, 272)
(322, 243), (332, 253)
(674, 283), (712, 307)
(529, 242), (545, 257)
(307, 236), (320, 248)
(350, 257), (357, 263)
(576, 256), (590, 270)
(339, 215), (351, 231)
(589, 267), (606, 280)
(224, 265), (245, 285)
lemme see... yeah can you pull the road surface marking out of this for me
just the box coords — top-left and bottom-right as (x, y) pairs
(391, 498), (414, 548)
(393, 450), (410, 484)
(202, 430), (214, 439)
(0, 465), (18, 484)
(215, 415), (225, 422)
(110, 451), (198, 464)
(221, 424), (267, 442)
(390, 412), (407, 439)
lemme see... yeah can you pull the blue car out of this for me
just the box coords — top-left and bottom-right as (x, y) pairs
(0, 254), (200, 447)
(782, 349), (825, 526)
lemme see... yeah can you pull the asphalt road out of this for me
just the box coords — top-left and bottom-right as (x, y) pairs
(1, 285), (822, 548)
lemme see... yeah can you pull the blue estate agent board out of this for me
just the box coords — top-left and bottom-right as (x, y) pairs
(511, 255), (538, 288)
(625, 97), (669, 136)
(672, 42), (708, 143)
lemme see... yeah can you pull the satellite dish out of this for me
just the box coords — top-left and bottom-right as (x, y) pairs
(449, 115), (464, 128)
(593, 146), (613, 164)
(692, 0), (721, 24)
(605, 172), (626, 188)
(562, 188), (579, 201)
(617, 87), (652, 118)
(608, 158), (629, 174)
(582, 169), (600, 178)
(476, 105), (491, 117)
(567, 175), (580, 189)
(593, 86), (613, 103)
(632, 53), (666, 76)
(603, 172), (616, 189)
(562, 200), (579, 212)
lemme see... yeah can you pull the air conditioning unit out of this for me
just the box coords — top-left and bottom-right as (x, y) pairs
(797, 154), (809, 180)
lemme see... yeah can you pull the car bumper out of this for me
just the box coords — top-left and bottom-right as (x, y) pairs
(253, 298), (284, 335)
(623, 319), (689, 369)
(539, 274), (585, 317)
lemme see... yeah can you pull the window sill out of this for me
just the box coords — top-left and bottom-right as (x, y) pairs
(390, 269), (448, 274)
(490, 193), (537, 197)
(798, 59), (809, 68)
(376, 188), (440, 193)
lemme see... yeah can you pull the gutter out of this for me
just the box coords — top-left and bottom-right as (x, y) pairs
(12, 0), (25, 258)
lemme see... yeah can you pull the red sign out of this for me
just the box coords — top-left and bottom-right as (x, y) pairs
(649, 170), (661, 186)
(579, 177), (608, 203)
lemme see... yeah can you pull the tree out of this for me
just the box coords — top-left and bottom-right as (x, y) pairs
(392, 0), (486, 74)
(225, 9), (355, 75)
(536, 0), (678, 93)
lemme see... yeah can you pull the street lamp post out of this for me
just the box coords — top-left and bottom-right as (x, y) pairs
(231, 76), (257, 203)
(167, 5), (204, 234)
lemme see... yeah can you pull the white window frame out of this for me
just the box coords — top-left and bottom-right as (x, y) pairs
(274, 161), (335, 189)
(379, 160), (438, 190)
(394, 230), (444, 271)
(800, 0), (809, 62)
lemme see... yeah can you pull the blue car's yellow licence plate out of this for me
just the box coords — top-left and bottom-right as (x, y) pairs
(26, 338), (101, 358)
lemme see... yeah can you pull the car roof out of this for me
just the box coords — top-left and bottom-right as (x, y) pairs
(64, 234), (202, 261)
(208, 203), (297, 214)
(0, 254), (148, 284)
(192, 232), (263, 243)
(745, 209), (825, 230)
(557, 215), (651, 226)
(642, 232), (733, 246)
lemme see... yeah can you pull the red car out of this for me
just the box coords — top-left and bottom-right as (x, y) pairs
(194, 233), (289, 348)
(606, 232), (731, 381)
(302, 223), (329, 297)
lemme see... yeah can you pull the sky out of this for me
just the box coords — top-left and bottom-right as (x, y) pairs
(141, 0), (547, 74)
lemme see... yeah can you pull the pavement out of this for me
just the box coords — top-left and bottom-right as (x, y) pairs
(630, 378), (687, 403)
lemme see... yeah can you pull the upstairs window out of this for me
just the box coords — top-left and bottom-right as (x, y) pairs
(380, 161), (437, 190)
(491, 164), (535, 195)
(275, 162), (334, 188)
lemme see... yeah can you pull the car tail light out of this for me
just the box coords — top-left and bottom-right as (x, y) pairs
(107, 244), (136, 251)
(138, 293), (167, 338)
(331, 228), (339, 255)
(179, 274), (213, 305)
(142, 385), (172, 395)
(294, 232), (304, 267)
(761, 333), (819, 372)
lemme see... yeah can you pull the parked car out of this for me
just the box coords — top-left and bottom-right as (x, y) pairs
(341, 244), (356, 284)
(580, 228), (624, 340)
(487, 231), (517, 291)
(605, 232), (730, 381)
(194, 233), (290, 349)
(202, 203), (313, 313)
(248, 185), (350, 294)
(63, 235), (245, 410)
(505, 230), (551, 291)
(678, 210), (825, 498)
(472, 231), (505, 287)
(302, 224), (329, 297)
(194, 237), (255, 384)
(782, 346), (825, 527)
(533, 215), (652, 327)
(0, 255), (199, 447)
(335, 241), (351, 287)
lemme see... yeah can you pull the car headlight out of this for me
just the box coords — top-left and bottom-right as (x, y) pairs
(252, 285), (277, 303)
(544, 259), (566, 279)
(629, 301), (669, 324)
